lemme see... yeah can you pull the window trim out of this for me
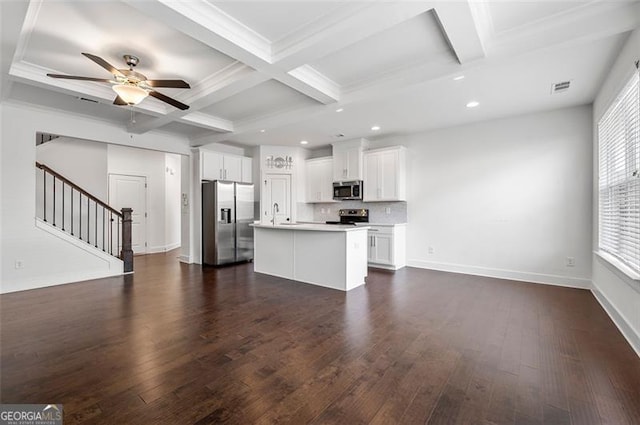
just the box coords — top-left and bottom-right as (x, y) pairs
(596, 63), (640, 278)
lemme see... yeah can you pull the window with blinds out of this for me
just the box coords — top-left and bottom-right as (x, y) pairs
(598, 68), (640, 274)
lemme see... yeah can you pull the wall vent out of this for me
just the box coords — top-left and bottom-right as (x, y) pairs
(551, 80), (571, 94)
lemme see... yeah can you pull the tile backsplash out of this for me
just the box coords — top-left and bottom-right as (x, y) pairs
(313, 201), (407, 224)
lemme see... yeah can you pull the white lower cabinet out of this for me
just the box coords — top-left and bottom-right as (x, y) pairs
(364, 224), (406, 270)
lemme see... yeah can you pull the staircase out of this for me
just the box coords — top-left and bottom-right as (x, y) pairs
(35, 162), (133, 272)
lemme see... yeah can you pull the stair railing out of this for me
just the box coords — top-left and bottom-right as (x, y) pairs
(35, 162), (133, 272)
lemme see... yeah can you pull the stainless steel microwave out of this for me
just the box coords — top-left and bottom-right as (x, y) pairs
(333, 181), (363, 200)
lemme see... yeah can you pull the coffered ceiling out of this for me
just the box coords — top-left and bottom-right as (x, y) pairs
(2, 1), (639, 150)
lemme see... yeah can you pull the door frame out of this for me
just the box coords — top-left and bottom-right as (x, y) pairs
(108, 173), (148, 255)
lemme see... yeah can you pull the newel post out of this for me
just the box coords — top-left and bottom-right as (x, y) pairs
(121, 208), (134, 273)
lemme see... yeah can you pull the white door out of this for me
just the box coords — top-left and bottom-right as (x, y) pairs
(263, 174), (291, 224)
(109, 174), (147, 254)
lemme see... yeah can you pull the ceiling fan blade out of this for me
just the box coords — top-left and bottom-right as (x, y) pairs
(47, 74), (113, 83)
(145, 79), (190, 89)
(113, 96), (128, 106)
(82, 53), (125, 77)
(148, 90), (189, 110)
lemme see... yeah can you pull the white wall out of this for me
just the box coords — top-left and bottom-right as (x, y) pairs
(107, 144), (181, 254)
(370, 105), (593, 288)
(36, 137), (108, 200)
(591, 28), (640, 355)
(164, 153), (181, 251)
(0, 102), (189, 293)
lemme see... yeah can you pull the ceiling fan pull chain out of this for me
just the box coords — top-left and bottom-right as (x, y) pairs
(130, 106), (136, 124)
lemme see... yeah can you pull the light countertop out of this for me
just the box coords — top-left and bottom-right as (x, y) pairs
(251, 223), (369, 232)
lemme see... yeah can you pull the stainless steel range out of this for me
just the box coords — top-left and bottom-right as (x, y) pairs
(326, 209), (369, 225)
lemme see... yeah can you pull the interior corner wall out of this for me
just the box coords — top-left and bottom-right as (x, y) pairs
(372, 105), (594, 289)
(591, 28), (640, 356)
(0, 102), (189, 293)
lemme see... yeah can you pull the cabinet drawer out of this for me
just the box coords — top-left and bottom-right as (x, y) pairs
(367, 225), (393, 235)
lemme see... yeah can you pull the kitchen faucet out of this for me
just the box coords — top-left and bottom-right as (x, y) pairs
(272, 202), (279, 226)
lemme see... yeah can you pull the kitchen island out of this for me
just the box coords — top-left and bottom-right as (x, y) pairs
(252, 223), (369, 291)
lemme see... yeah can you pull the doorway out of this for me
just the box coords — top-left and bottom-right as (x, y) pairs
(109, 174), (148, 254)
(262, 174), (291, 224)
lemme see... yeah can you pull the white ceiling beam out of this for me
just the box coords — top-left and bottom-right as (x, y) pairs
(127, 62), (267, 134)
(123, 0), (340, 104)
(432, 1), (486, 64)
(179, 112), (233, 133)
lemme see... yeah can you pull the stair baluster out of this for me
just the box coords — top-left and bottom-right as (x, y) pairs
(35, 162), (133, 272)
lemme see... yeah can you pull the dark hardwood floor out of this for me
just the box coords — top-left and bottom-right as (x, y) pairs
(1, 251), (639, 425)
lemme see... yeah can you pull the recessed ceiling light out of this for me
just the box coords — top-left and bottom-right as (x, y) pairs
(300, 140), (308, 145)
(453, 75), (465, 81)
(336, 108), (344, 112)
(371, 125), (381, 131)
(466, 101), (479, 108)
(260, 129), (265, 133)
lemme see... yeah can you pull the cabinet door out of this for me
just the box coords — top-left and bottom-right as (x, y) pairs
(333, 150), (348, 181)
(345, 146), (362, 180)
(201, 151), (224, 180)
(223, 155), (242, 181)
(367, 235), (376, 262)
(305, 161), (321, 203)
(319, 159), (335, 202)
(363, 152), (380, 201)
(241, 157), (252, 183)
(373, 234), (393, 265)
(379, 150), (398, 200)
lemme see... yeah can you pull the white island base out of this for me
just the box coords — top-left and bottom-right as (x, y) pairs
(253, 224), (369, 291)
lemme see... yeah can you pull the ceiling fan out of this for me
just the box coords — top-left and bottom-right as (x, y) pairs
(47, 53), (190, 110)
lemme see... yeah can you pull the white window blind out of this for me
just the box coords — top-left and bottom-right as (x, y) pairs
(598, 67), (640, 273)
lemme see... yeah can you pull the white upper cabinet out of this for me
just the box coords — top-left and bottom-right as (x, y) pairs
(332, 139), (368, 182)
(363, 146), (407, 202)
(224, 154), (242, 182)
(201, 151), (224, 180)
(201, 150), (252, 183)
(241, 157), (252, 184)
(305, 157), (335, 203)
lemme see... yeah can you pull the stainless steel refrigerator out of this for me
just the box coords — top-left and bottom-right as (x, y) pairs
(202, 180), (254, 266)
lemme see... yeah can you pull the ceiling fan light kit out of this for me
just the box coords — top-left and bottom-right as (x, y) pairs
(112, 83), (148, 105)
(47, 53), (191, 111)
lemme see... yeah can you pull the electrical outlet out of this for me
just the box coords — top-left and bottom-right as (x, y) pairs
(428, 246), (435, 255)
(566, 257), (575, 267)
(15, 260), (23, 269)
(321, 208), (325, 214)
(385, 207), (391, 215)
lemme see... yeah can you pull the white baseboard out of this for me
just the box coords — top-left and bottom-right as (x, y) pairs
(407, 259), (591, 289)
(591, 286), (640, 358)
(147, 242), (181, 254)
(178, 255), (192, 264)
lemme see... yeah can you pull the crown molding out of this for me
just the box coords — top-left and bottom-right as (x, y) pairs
(287, 65), (340, 102)
(140, 0), (272, 63)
